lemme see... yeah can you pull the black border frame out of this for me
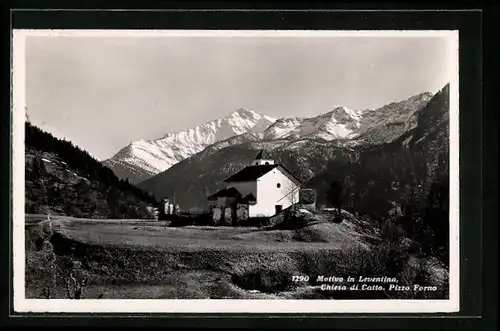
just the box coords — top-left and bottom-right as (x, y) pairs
(3, 4), (496, 330)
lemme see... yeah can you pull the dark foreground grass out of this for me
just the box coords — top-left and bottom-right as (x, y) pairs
(25, 218), (449, 300)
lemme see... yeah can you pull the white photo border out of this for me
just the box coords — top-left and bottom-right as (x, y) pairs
(11, 29), (460, 314)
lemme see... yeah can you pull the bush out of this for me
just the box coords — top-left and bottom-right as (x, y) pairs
(26, 241), (95, 299)
(302, 212), (449, 299)
(242, 217), (270, 227)
(332, 215), (343, 223)
(380, 217), (407, 244)
(231, 270), (295, 293)
(168, 213), (212, 227)
(25, 244), (57, 298)
(299, 189), (317, 204)
(25, 122), (159, 219)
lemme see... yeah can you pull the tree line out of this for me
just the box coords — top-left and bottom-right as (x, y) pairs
(25, 121), (159, 219)
(309, 140), (449, 266)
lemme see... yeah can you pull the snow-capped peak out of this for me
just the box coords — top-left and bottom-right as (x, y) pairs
(262, 93), (432, 142)
(263, 115), (278, 122)
(104, 91), (434, 184)
(104, 108), (277, 179)
(329, 106), (362, 120)
(262, 108), (361, 141)
(228, 108), (260, 120)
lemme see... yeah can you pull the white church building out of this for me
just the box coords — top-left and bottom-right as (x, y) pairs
(208, 150), (302, 219)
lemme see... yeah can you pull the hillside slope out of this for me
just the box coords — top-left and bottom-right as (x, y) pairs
(25, 122), (158, 219)
(308, 84), (450, 217)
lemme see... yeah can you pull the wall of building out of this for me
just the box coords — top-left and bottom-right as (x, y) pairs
(249, 168), (300, 217)
(253, 159), (275, 166)
(163, 199), (176, 215)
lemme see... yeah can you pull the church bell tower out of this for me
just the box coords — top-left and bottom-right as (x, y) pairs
(252, 150), (275, 166)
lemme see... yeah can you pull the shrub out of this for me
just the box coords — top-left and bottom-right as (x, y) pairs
(168, 213), (212, 227)
(25, 243), (57, 298)
(332, 215), (343, 223)
(299, 189), (317, 205)
(301, 212), (451, 300)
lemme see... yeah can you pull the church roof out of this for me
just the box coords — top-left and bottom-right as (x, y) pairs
(207, 187), (242, 200)
(241, 193), (257, 204)
(223, 164), (278, 182)
(207, 187), (257, 204)
(223, 164), (302, 185)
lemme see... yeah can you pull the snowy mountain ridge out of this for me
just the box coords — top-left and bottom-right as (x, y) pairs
(262, 92), (432, 142)
(103, 108), (276, 183)
(104, 91), (433, 184)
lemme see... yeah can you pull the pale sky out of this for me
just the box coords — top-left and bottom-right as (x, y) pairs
(25, 34), (456, 160)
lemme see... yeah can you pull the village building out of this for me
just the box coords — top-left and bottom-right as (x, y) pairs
(208, 150), (302, 223)
(162, 198), (177, 215)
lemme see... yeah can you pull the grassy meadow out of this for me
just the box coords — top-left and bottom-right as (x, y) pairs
(25, 211), (449, 300)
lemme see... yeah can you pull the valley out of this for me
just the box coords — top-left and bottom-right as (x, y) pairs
(137, 84), (449, 216)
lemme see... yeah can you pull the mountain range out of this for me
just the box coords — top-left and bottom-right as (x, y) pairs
(103, 109), (276, 184)
(104, 92), (433, 184)
(24, 82), (450, 227)
(136, 85), (449, 214)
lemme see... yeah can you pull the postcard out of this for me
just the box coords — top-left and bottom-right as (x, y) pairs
(12, 28), (459, 313)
